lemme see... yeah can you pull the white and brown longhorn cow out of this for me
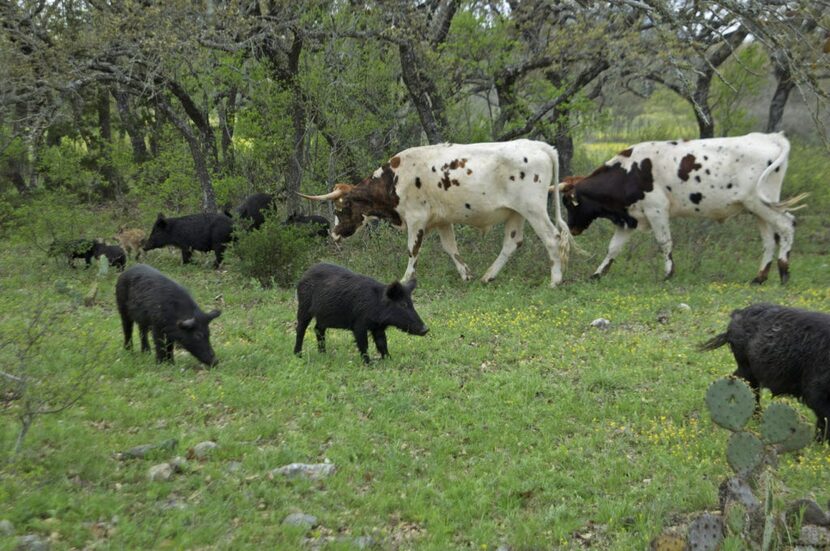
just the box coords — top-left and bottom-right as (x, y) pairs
(558, 132), (805, 283)
(300, 140), (574, 287)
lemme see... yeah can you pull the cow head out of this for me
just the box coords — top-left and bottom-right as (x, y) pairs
(299, 165), (402, 240)
(559, 176), (593, 235)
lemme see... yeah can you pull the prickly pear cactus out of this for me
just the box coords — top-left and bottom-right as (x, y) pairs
(649, 532), (686, 551)
(777, 419), (813, 452)
(727, 431), (764, 475)
(760, 402), (801, 444)
(724, 500), (748, 536)
(687, 513), (724, 550)
(706, 377), (755, 431)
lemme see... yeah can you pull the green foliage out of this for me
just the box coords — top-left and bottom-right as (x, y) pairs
(712, 44), (768, 137)
(229, 214), (324, 288)
(37, 138), (97, 198)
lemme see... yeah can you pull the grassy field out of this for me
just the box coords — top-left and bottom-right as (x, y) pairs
(1, 142), (829, 550)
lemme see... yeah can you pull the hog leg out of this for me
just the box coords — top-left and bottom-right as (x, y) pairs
(371, 328), (389, 358)
(152, 330), (168, 363)
(213, 244), (225, 268)
(353, 328), (371, 364)
(294, 313), (311, 355)
(120, 314), (134, 350)
(804, 387), (830, 442)
(139, 325), (150, 353)
(314, 325), (326, 353)
(181, 247), (193, 264)
(165, 340), (175, 363)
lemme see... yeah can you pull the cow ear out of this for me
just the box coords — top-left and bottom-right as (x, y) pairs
(205, 309), (221, 322)
(385, 281), (406, 301)
(177, 318), (196, 330)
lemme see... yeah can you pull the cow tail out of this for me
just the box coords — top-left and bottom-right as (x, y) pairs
(771, 192), (809, 213)
(543, 144), (579, 264)
(697, 332), (729, 352)
(757, 132), (790, 202)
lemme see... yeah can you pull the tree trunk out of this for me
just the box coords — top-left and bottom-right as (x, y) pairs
(113, 89), (148, 163)
(218, 86), (237, 172)
(97, 86), (121, 198)
(692, 84), (715, 139)
(766, 65), (794, 133)
(399, 41), (445, 144)
(551, 109), (574, 178)
(156, 98), (218, 212)
(284, 35), (305, 216)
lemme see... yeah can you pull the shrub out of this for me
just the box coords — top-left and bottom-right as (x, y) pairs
(230, 214), (324, 288)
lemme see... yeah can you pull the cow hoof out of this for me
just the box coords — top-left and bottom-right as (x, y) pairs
(589, 273), (602, 281)
(780, 273), (789, 285)
(750, 277), (765, 285)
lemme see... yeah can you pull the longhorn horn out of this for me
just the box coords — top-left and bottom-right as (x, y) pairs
(296, 183), (352, 202)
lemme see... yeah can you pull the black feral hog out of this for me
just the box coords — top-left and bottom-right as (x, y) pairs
(700, 303), (830, 442)
(92, 241), (127, 271)
(285, 213), (330, 238)
(235, 193), (276, 230)
(143, 212), (233, 268)
(116, 264), (220, 366)
(294, 263), (428, 363)
(49, 238), (96, 268)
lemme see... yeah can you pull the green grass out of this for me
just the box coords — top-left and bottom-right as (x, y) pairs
(1, 142), (830, 550)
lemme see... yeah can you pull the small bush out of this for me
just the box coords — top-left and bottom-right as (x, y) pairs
(230, 215), (324, 288)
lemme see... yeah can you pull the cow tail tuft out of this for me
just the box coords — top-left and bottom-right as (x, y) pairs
(772, 192), (809, 212)
(698, 332), (729, 352)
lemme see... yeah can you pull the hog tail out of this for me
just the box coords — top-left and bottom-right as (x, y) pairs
(698, 332), (729, 352)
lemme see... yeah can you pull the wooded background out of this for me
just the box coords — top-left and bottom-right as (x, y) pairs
(1, 1), (828, 217)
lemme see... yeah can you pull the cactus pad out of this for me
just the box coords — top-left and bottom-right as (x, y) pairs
(706, 378), (755, 431)
(687, 513), (724, 551)
(760, 403), (801, 444)
(649, 532), (686, 551)
(727, 431), (764, 475)
(724, 500), (748, 536)
(777, 420), (813, 453)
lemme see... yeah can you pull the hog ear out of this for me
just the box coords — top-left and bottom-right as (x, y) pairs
(177, 318), (196, 330)
(155, 213), (167, 227)
(205, 309), (221, 322)
(404, 278), (417, 294)
(385, 281), (406, 301)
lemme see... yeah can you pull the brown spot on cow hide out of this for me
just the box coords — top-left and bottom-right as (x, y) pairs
(390, 156), (401, 169)
(534, 174), (539, 182)
(509, 175), (515, 181)
(467, 169), (472, 175)
(460, 158), (467, 168)
(411, 229), (425, 258)
(449, 159), (459, 170)
(619, 148), (633, 157)
(520, 172), (525, 179)
(465, 203), (471, 209)
(689, 192), (703, 204)
(451, 179), (460, 187)
(440, 171), (452, 190)
(510, 230), (516, 238)
(415, 177), (421, 189)
(678, 154), (702, 181)
(523, 157), (528, 163)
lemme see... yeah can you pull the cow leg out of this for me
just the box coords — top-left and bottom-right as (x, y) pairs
(523, 211), (564, 287)
(481, 213), (525, 283)
(751, 219), (776, 284)
(402, 224), (428, 283)
(371, 328), (389, 358)
(436, 224), (473, 281)
(592, 226), (634, 279)
(744, 201), (795, 284)
(646, 213), (675, 279)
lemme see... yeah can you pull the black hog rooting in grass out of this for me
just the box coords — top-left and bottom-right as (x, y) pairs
(116, 264), (221, 366)
(49, 238), (96, 268)
(700, 303), (830, 442)
(294, 263), (429, 363)
(92, 241), (127, 270)
(143, 212), (233, 268)
(285, 213), (330, 238)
